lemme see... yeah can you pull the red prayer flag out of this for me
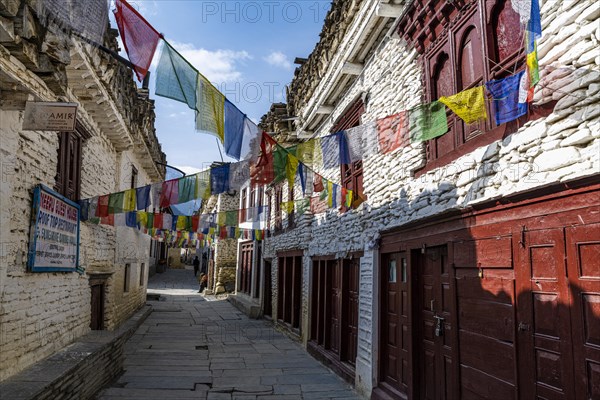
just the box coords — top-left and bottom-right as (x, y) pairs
(153, 213), (163, 229)
(114, 0), (162, 82)
(160, 180), (178, 208)
(251, 132), (277, 186)
(97, 195), (109, 217)
(313, 173), (324, 193)
(101, 214), (114, 226)
(377, 111), (409, 154)
(192, 216), (199, 232)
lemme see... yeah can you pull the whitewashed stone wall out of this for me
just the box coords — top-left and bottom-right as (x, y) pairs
(262, 0), (599, 396)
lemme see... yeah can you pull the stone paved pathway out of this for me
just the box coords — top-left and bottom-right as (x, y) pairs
(96, 269), (361, 400)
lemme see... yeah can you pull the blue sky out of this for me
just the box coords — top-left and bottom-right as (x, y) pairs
(109, 0), (331, 178)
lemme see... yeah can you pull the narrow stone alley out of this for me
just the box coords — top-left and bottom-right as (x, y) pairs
(96, 269), (360, 400)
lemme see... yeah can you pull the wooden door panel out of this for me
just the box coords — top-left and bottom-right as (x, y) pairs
(567, 223), (600, 400)
(516, 228), (575, 400)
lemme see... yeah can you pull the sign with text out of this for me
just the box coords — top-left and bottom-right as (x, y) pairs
(22, 102), (78, 132)
(28, 185), (80, 272)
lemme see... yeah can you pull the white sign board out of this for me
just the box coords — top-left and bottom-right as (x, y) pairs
(28, 185), (80, 272)
(22, 102), (78, 131)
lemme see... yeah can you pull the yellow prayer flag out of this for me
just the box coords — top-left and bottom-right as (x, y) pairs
(438, 86), (487, 124)
(176, 215), (187, 231)
(137, 211), (148, 227)
(217, 212), (226, 226)
(346, 190), (353, 207)
(123, 189), (136, 212)
(196, 74), (225, 142)
(312, 138), (323, 167)
(327, 181), (333, 208)
(282, 201), (295, 214)
(286, 154), (299, 188)
(297, 139), (315, 165)
(195, 171), (211, 200)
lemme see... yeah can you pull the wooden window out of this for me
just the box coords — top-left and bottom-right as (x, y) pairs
(239, 241), (254, 295)
(139, 263), (145, 286)
(277, 253), (302, 331)
(310, 255), (361, 367)
(55, 131), (82, 201)
(130, 165), (138, 189)
(274, 185), (283, 233)
(332, 97), (366, 209)
(415, 0), (527, 171)
(123, 264), (130, 292)
(240, 188), (247, 222)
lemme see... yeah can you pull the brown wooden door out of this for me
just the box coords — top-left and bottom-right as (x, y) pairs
(329, 262), (341, 355)
(516, 228), (575, 399)
(417, 245), (453, 400)
(342, 258), (359, 365)
(90, 284), (104, 330)
(380, 252), (412, 395)
(263, 260), (272, 317)
(566, 223), (600, 400)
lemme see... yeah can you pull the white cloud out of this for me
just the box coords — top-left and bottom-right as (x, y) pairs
(166, 41), (251, 83)
(264, 51), (292, 70)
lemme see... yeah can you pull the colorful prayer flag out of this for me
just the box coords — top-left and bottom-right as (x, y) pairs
(160, 179), (179, 208)
(155, 41), (198, 110)
(196, 74), (225, 142)
(178, 175), (197, 203)
(439, 86), (487, 124)
(136, 185), (151, 210)
(327, 181), (334, 208)
(123, 189), (136, 212)
(286, 154), (299, 188)
(377, 112), (409, 153)
(224, 99), (245, 160)
(297, 139), (315, 165)
(313, 173), (324, 193)
(126, 211), (138, 228)
(486, 72), (528, 125)
(346, 122), (378, 161)
(113, 0), (162, 81)
(97, 195), (109, 217)
(109, 192), (125, 214)
(409, 101), (448, 143)
(210, 163), (230, 194)
(251, 133), (276, 186)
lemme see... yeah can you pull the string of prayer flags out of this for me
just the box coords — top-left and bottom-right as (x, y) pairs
(486, 71), (528, 125)
(196, 74), (225, 142)
(341, 187), (353, 208)
(282, 201), (295, 215)
(377, 112), (409, 154)
(126, 211), (138, 228)
(136, 185), (150, 210)
(296, 198), (310, 215)
(155, 41), (197, 110)
(526, 0), (542, 48)
(113, 0), (162, 82)
(438, 86), (487, 124)
(272, 146), (288, 183)
(195, 171), (211, 200)
(137, 211), (148, 228)
(409, 101), (448, 143)
(160, 179), (179, 208)
(210, 163), (230, 194)
(286, 154), (299, 188)
(153, 213), (163, 229)
(224, 99), (245, 160)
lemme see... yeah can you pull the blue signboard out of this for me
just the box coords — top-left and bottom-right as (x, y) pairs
(27, 184), (80, 272)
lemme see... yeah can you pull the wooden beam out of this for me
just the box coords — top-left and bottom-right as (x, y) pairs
(315, 105), (334, 115)
(376, 3), (404, 18)
(341, 62), (363, 76)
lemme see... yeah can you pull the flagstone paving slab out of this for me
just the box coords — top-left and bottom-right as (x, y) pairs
(96, 269), (361, 399)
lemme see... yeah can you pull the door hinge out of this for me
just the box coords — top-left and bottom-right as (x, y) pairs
(519, 225), (527, 248)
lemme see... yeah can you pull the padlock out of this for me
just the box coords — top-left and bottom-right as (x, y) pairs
(434, 315), (444, 337)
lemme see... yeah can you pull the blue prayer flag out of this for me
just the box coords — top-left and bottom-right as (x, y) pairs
(126, 211), (138, 228)
(224, 100), (245, 160)
(485, 72), (528, 125)
(210, 164), (230, 194)
(78, 199), (89, 221)
(136, 185), (151, 210)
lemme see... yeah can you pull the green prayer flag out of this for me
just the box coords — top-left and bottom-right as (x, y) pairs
(108, 192), (125, 214)
(155, 41), (198, 110)
(225, 211), (238, 226)
(178, 175), (197, 203)
(409, 101), (448, 143)
(273, 146), (287, 183)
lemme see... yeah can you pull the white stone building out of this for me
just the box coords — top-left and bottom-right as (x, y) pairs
(232, 0), (600, 398)
(0, 0), (166, 381)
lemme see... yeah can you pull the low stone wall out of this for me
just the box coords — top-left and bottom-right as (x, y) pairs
(0, 305), (151, 400)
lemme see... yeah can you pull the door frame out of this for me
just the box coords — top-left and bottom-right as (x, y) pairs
(88, 273), (111, 330)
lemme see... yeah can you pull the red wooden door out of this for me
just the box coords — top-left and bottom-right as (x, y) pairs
(566, 224), (600, 399)
(329, 262), (341, 355)
(342, 258), (359, 365)
(516, 228), (575, 399)
(417, 246), (453, 400)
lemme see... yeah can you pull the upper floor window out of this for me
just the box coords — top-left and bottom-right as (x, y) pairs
(130, 165), (138, 189)
(55, 131), (82, 201)
(332, 97), (365, 209)
(417, 0), (526, 169)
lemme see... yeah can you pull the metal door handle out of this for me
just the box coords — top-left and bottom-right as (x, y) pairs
(518, 322), (530, 332)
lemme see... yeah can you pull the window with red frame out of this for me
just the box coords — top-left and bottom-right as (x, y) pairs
(402, 0), (527, 171)
(55, 131), (82, 201)
(332, 97), (366, 209)
(240, 188), (247, 222)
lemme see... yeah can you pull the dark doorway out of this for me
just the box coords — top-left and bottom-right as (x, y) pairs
(90, 283), (104, 330)
(263, 259), (272, 318)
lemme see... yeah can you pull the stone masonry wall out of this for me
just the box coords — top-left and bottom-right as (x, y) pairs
(262, 0), (600, 395)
